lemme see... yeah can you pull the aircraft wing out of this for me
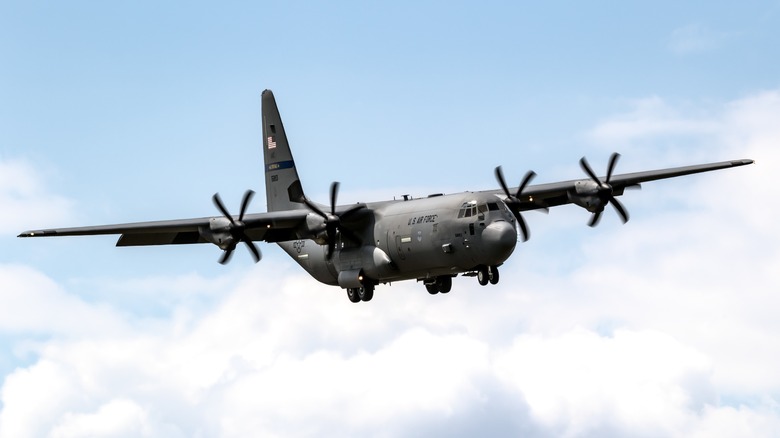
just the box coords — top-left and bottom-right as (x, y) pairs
(492, 159), (754, 211)
(17, 210), (311, 246)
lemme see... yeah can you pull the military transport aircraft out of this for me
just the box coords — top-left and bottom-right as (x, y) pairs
(19, 90), (754, 303)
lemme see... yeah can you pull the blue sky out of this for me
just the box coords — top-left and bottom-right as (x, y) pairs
(1, 1), (779, 436)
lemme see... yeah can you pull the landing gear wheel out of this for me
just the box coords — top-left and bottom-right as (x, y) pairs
(426, 283), (439, 295)
(477, 266), (490, 286)
(489, 266), (499, 285)
(359, 285), (374, 302)
(439, 276), (452, 293)
(347, 288), (361, 303)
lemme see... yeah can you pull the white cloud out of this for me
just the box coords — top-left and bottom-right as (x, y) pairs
(495, 328), (711, 437)
(50, 399), (152, 438)
(0, 158), (75, 235)
(1, 90), (779, 436)
(0, 264), (127, 336)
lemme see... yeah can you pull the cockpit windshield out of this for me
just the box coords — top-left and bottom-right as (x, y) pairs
(458, 199), (507, 218)
(457, 200), (477, 218)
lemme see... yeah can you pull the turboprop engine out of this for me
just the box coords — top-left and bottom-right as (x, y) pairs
(567, 153), (633, 227)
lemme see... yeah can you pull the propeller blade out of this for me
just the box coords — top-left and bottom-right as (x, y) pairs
(330, 181), (340, 215)
(219, 248), (234, 265)
(588, 210), (603, 227)
(303, 197), (328, 219)
(609, 196), (630, 224)
(339, 204), (366, 221)
(516, 170), (537, 198)
(495, 166), (514, 200)
(517, 214), (529, 242)
(579, 157), (601, 185)
(326, 232), (337, 260)
(606, 152), (620, 183)
(239, 190), (255, 222)
(212, 193), (235, 225)
(494, 166), (536, 241)
(242, 236), (262, 262)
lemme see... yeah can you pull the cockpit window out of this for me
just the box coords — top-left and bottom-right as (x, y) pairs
(457, 200), (478, 218)
(488, 202), (499, 211)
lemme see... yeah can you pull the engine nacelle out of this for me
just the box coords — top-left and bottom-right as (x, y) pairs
(573, 179), (600, 195)
(199, 218), (235, 250)
(305, 212), (329, 244)
(569, 180), (607, 213)
(567, 192), (605, 213)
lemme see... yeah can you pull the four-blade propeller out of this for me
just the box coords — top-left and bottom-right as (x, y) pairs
(212, 190), (262, 264)
(303, 181), (364, 260)
(494, 166), (537, 241)
(579, 152), (630, 227)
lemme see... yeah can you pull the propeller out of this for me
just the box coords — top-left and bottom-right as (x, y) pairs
(494, 166), (538, 241)
(212, 190), (262, 264)
(302, 181), (364, 259)
(578, 152), (630, 227)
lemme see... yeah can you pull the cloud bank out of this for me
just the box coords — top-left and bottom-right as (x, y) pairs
(1, 90), (778, 437)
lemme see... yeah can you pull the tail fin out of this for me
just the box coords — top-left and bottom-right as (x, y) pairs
(262, 90), (306, 212)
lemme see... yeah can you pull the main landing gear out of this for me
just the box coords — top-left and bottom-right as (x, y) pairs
(477, 265), (500, 286)
(422, 266), (499, 295)
(425, 276), (453, 295)
(346, 284), (375, 303)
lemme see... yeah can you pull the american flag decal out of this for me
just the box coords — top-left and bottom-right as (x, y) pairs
(267, 136), (277, 149)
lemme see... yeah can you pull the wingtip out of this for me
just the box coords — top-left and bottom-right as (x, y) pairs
(733, 159), (755, 166)
(18, 230), (54, 237)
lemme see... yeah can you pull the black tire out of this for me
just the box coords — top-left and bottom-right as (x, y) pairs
(426, 283), (439, 294)
(347, 288), (361, 303)
(477, 266), (489, 286)
(439, 276), (452, 293)
(489, 266), (499, 285)
(359, 286), (374, 302)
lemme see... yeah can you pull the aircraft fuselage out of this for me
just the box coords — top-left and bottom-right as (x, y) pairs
(278, 191), (518, 288)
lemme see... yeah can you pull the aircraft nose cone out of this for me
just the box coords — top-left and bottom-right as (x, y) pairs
(482, 220), (517, 264)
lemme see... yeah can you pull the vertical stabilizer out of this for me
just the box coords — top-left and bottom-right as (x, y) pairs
(262, 90), (306, 212)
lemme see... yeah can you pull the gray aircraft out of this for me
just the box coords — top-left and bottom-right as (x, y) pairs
(19, 90), (754, 303)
